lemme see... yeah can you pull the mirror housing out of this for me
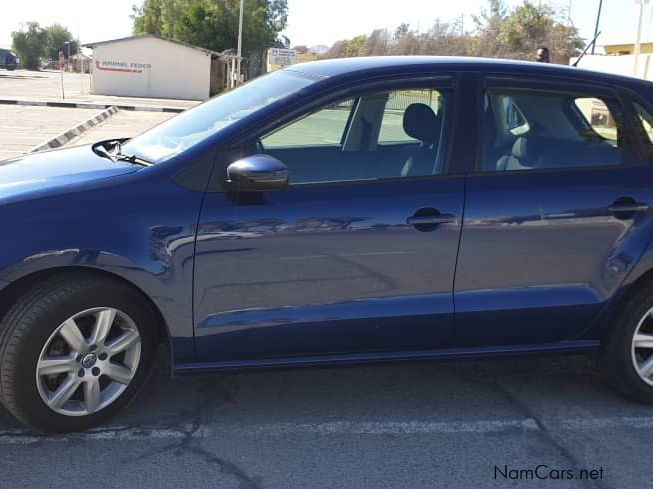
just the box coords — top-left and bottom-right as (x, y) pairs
(226, 154), (288, 192)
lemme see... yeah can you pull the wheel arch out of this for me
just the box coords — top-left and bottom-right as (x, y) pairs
(0, 266), (173, 372)
(595, 266), (653, 343)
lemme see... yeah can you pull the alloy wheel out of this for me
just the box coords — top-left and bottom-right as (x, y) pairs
(631, 306), (653, 387)
(35, 307), (141, 416)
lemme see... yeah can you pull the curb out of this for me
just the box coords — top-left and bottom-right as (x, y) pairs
(0, 98), (187, 113)
(31, 106), (119, 153)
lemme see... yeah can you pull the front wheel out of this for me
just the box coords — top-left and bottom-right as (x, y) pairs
(0, 275), (156, 432)
(601, 285), (653, 403)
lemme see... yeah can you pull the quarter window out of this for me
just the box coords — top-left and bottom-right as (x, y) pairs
(482, 89), (624, 172)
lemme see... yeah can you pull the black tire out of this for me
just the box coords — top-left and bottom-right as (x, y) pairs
(0, 274), (157, 433)
(601, 284), (653, 403)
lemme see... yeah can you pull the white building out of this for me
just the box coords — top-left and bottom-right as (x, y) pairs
(84, 35), (225, 101)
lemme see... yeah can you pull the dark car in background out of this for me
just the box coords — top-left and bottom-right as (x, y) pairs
(0, 49), (18, 70)
(3, 57), (653, 433)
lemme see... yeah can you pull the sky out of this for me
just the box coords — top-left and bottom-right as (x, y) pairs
(1, 0), (652, 53)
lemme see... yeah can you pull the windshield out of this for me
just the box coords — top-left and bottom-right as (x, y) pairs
(122, 70), (317, 164)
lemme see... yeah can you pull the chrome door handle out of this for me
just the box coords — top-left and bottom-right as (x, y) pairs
(608, 203), (650, 213)
(406, 214), (455, 226)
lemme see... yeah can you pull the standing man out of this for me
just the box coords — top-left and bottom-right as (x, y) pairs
(536, 46), (551, 63)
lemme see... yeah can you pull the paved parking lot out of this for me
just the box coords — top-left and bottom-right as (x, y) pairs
(1, 353), (653, 489)
(0, 70), (198, 109)
(0, 104), (107, 160)
(67, 110), (175, 146)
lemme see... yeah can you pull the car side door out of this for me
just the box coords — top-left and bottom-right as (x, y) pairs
(193, 76), (467, 362)
(453, 75), (653, 348)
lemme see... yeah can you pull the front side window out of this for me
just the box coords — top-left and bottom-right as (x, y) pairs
(264, 99), (355, 149)
(259, 87), (450, 185)
(378, 89), (443, 144)
(482, 88), (624, 172)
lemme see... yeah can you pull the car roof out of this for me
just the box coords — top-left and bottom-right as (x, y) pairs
(286, 56), (653, 91)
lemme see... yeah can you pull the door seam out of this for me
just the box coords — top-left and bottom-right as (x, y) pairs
(451, 173), (468, 317)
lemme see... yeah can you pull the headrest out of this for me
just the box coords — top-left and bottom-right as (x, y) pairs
(403, 103), (441, 144)
(512, 137), (529, 160)
(511, 137), (542, 168)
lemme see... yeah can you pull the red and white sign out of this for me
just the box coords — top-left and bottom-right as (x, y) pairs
(95, 60), (152, 74)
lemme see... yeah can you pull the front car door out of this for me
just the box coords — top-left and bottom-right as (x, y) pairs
(193, 76), (466, 362)
(454, 75), (653, 348)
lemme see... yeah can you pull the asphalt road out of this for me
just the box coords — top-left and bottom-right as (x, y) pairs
(1, 351), (652, 489)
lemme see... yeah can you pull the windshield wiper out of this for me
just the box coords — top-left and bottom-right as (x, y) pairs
(114, 151), (153, 167)
(92, 142), (116, 162)
(109, 140), (153, 167)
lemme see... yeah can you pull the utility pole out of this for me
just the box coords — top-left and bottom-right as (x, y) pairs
(236, 0), (244, 86)
(634, 0), (650, 76)
(568, 0), (573, 25)
(591, 0), (603, 54)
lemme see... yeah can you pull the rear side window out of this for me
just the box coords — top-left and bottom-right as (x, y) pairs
(481, 88), (624, 173)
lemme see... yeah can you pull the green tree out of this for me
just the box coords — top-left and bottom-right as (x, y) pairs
(345, 35), (366, 57)
(131, 0), (288, 57)
(324, 1), (582, 64)
(473, 0), (582, 62)
(497, 1), (583, 62)
(11, 22), (47, 70)
(44, 23), (78, 61)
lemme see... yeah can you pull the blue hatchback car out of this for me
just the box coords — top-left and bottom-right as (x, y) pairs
(3, 56), (653, 432)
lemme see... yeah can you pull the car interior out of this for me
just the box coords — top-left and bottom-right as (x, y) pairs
(257, 89), (450, 185)
(483, 90), (624, 172)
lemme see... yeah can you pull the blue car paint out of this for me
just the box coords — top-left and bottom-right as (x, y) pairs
(0, 145), (138, 204)
(454, 167), (653, 346)
(1, 57), (653, 372)
(0, 147), (206, 363)
(194, 177), (465, 360)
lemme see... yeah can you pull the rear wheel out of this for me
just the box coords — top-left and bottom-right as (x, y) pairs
(602, 285), (653, 403)
(0, 275), (156, 432)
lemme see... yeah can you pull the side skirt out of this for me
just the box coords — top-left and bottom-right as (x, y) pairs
(174, 340), (600, 376)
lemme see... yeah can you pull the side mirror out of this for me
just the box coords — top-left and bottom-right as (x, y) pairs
(226, 154), (288, 192)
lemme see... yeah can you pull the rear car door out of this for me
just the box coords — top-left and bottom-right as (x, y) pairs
(193, 77), (466, 362)
(454, 76), (653, 347)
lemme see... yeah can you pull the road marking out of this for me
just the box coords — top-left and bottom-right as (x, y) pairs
(559, 416), (653, 431)
(0, 423), (200, 445)
(238, 419), (540, 436)
(2, 416), (653, 444)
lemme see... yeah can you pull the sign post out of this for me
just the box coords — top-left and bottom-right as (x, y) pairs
(634, 0), (651, 76)
(58, 50), (66, 99)
(267, 48), (297, 72)
(236, 0), (244, 86)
